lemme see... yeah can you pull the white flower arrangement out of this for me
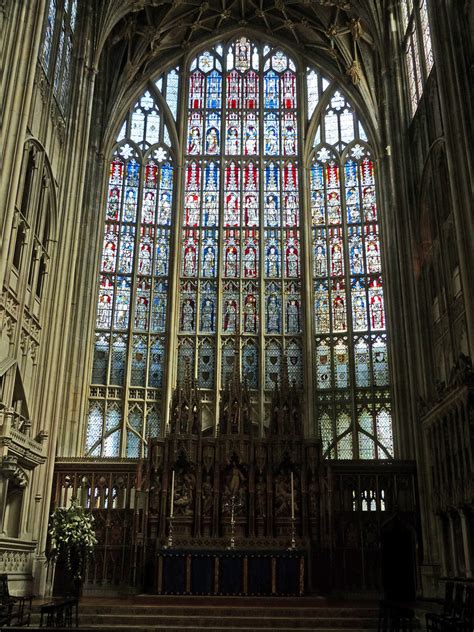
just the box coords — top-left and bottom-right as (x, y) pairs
(47, 500), (98, 581)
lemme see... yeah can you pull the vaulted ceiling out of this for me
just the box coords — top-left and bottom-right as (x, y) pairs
(91, 1), (390, 146)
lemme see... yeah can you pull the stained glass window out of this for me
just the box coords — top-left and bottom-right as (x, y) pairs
(401, 0), (434, 117)
(87, 37), (394, 461)
(86, 72), (176, 457)
(40, 0), (78, 111)
(311, 89), (394, 459)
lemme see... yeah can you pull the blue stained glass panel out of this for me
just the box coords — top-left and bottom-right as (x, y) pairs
(264, 71), (279, 109)
(206, 69), (222, 108)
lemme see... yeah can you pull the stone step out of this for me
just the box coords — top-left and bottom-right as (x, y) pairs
(9, 628), (380, 632)
(55, 614), (379, 628)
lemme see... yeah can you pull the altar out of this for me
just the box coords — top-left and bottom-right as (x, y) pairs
(155, 549), (305, 596)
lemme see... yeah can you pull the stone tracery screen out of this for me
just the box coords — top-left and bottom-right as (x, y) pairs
(85, 37), (393, 460)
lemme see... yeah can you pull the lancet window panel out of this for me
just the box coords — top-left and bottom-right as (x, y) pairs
(310, 89), (393, 460)
(86, 82), (175, 457)
(40, 0), (78, 111)
(179, 37), (302, 412)
(400, 0), (434, 117)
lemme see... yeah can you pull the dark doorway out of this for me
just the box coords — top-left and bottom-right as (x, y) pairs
(381, 515), (416, 602)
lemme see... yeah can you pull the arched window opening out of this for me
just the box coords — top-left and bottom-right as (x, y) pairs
(86, 37), (394, 460)
(400, 0), (434, 117)
(311, 86), (393, 459)
(86, 81), (176, 458)
(40, 0), (78, 111)
(12, 223), (26, 271)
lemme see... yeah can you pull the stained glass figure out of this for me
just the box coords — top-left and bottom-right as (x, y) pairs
(282, 71), (296, 109)
(244, 113), (258, 155)
(329, 228), (344, 277)
(201, 236), (217, 278)
(135, 279), (150, 330)
(365, 227), (381, 273)
(369, 278), (385, 329)
(151, 280), (167, 333)
(223, 297), (238, 332)
(243, 288), (258, 333)
(286, 297), (300, 334)
(224, 231), (239, 277)
(138, 229), (153, 275)
(200, 295), (216, 333)
(313, 230), (327, 277)
(187, 112), (203, 154)
(107, 185), (121, 221)
(285, 234), (299, 278)
(142, 189), (156, 224)
(97, 277), (114, 329)
(282, 113), (297, 155)
(180, 298), (195, 332)
(352, 279), (368, 331)
(243, 233), (258, 278)
(326, 164), (341, 224)
(314, 281), (330, 334)
(348, 227), (364, 274)
(225, 112), (241, 154)
(266, 286), (281, 333)
(205, 114), (220, 154)
(131, 336), (147, 386)
(155, 229), (169, 276)
(264, 113), (279, 154)
(101, 228), (118, 273)
(265, 234), (280, 278)
(244, 192), (258, 226)
(123, 187), (138, 223)
(114, 277), (131, 329)
(332, 282), (346, 332)
(182, 231), (198, 276)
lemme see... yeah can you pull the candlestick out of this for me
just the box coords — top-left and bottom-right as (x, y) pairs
(290, 471), (294, 519)
(170, 469), (175, 517)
